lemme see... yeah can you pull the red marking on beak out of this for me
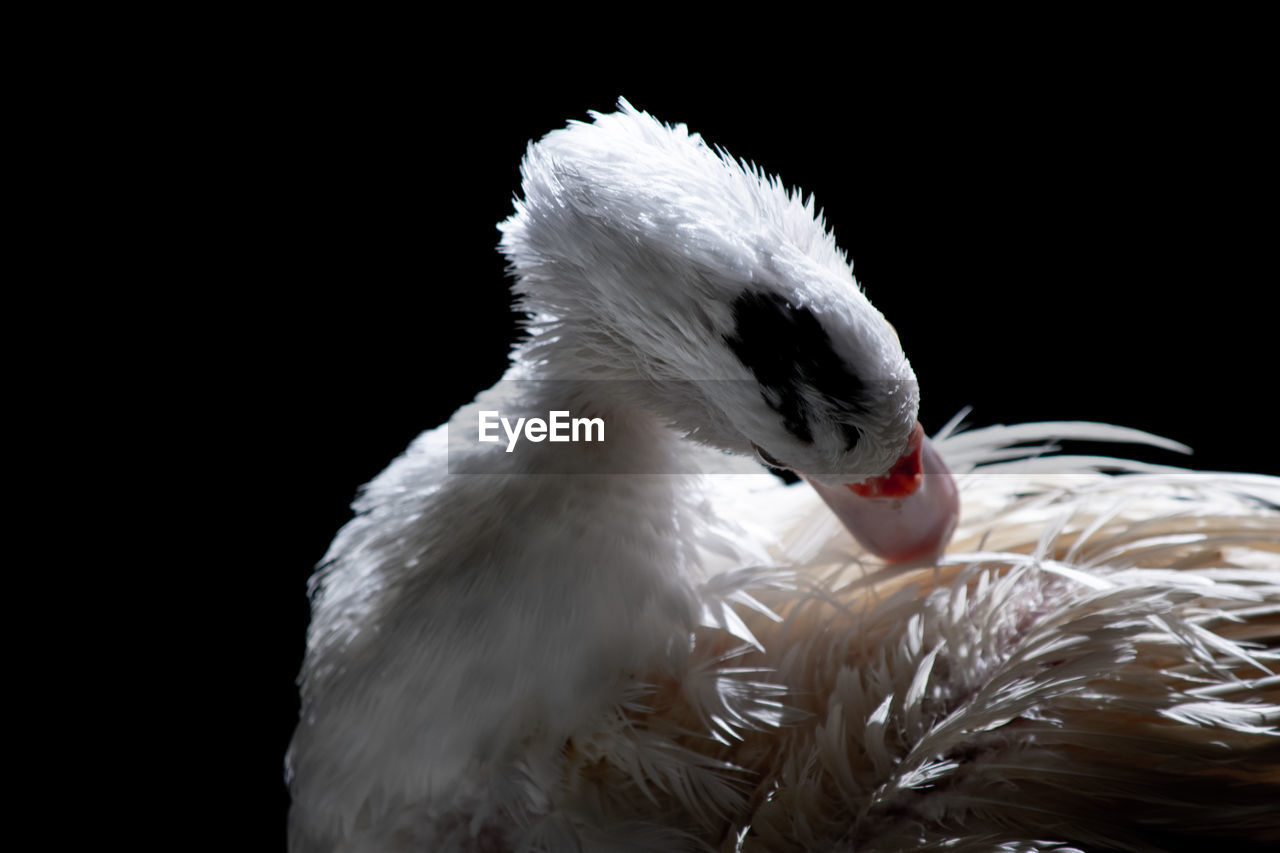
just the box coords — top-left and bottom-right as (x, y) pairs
(802, 421), (959, 564)
(847, 422), (925, 499)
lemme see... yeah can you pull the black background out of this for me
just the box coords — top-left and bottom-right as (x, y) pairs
(242, 59), (1275, 844)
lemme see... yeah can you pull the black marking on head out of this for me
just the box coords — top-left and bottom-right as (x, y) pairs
(724, 291), (867, 451)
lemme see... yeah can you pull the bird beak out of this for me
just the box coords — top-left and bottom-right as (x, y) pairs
(804, 422), (959, 564)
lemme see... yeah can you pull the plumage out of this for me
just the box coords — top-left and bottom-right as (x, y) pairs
(288, 101), (1279, 852)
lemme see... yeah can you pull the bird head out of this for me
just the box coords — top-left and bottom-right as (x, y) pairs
(499, 100), (958, 563)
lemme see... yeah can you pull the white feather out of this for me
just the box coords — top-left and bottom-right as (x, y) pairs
(288, 102), (1279, 852)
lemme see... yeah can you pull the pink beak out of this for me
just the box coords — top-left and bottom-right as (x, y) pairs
(804, 422), (959, 564)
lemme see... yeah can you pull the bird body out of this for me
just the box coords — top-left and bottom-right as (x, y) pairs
(288, 102), (1280, 852)
(290, 401), (713, 840)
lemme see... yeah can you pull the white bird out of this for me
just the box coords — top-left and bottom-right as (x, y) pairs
(288, 101), (1280, 852)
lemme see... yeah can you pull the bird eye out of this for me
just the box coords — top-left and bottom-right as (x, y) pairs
(751, 442), (788, 469)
